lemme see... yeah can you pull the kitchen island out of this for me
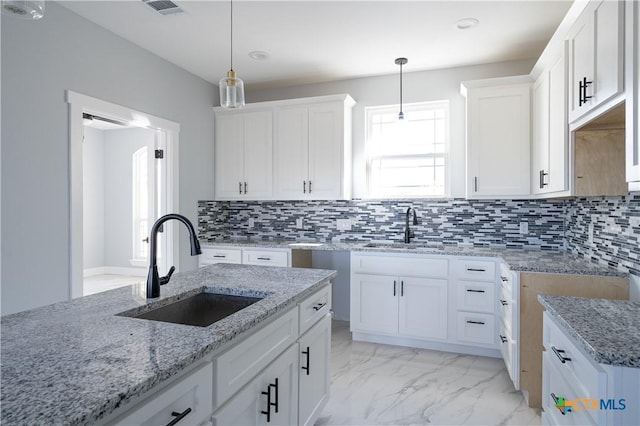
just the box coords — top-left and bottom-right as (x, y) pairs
(0, 263), (336, 425)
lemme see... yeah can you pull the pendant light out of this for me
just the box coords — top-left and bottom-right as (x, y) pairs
(395, 57), (408, 120)
(219, 0), (245, 108)
(1, 1), (44, 19)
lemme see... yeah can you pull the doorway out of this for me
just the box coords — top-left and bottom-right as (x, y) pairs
(67, 91), (180, 299)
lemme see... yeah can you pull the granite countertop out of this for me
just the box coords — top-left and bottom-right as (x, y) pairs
(538, 295), (640, 368)
(0, 264), (336, 425)
(201, 239), (625, 277)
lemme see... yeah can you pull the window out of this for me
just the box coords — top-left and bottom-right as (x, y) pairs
(132, 146), (148, 261)
(366, 101), (450, 198)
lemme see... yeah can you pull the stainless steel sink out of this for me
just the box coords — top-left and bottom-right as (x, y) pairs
(122, 292), (263, 327)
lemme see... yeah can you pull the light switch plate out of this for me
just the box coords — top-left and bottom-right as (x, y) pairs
(336, 218), (351, 231)
(248, 218), (255, 228)
(519, 222), (528, 234)
(296, 218), (303, 229)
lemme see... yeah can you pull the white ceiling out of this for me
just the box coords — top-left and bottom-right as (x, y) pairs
(59, 0), (573, 91)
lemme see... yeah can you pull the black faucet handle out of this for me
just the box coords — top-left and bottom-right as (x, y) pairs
(159, 266), (176, 285)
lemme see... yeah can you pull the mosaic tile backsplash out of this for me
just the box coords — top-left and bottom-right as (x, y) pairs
(566, 194), (640, 275)
(198, 199), (566, 250)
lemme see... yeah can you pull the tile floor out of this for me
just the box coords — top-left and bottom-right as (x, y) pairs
(317, 320), (540, 425)
(83, 274), (144, 296)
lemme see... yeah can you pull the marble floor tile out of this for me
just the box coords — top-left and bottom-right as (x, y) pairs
(318, 320), (540, 426)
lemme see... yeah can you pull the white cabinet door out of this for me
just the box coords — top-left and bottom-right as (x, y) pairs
(298, 314), (331, 426)
(627, 0), (640, 184)
(532, 72), (550, 195)
(546, 52), (568, 193)
(215, 114), (245, 199)
(350, 273), (398, 335)
(398, 277), (448, 340)
(568, 0), (624, 123)
(214, 111), (272, 200)
(212, 345), (298, 426)
(466, 84), (531, 197)
(243, 111), (273, 199)
(307, 103), (344, 199)
(274, 106), (309, 199)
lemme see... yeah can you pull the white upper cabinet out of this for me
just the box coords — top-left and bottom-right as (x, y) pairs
(462, 77), (532, 199)
(274, 96), (354, 200)
(532, 50), (569, 195)
(567, 0), (624, 124)
(215, 110), (273, 200)
(626, 0), (640, 187)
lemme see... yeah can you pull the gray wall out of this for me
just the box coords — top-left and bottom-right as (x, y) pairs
(82, 127), (105, 269)
(247, 59), (535, 199)
(1, 3), (216, 315)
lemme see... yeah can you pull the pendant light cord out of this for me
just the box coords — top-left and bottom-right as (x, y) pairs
(399, 62), (403, 116)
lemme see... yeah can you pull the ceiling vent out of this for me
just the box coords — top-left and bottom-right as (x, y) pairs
(141, 0), (184, 16)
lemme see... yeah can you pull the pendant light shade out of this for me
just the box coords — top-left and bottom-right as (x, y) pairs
(219, 0), (245, 108)
(395, 57), (408, 120)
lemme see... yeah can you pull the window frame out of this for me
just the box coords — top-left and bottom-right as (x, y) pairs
(365, 100), (451, 199)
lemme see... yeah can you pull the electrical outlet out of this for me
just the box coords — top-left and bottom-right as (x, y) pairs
(248, 218), (255, 228)
(336, 218), (351, 231)
(296, 218), (303, 229)
(519, 222), (528, 234)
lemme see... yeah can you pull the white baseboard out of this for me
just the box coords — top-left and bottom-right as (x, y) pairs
(83, 266), (146, 278)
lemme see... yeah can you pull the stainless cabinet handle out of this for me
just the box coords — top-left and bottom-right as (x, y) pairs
(393, 280), (396, 296)
(261, 378), (279, 422)
(551, 346), (572, 364)
(312, 302), (326, 311)
(539, 169), (548, 188)
(256, 257), (271, 261)
(308, 181), (312, 193)
(166, 408), (192, 426)
(303, 181), (306, 193)
(401, 280), (404, 296)
(466, 320), (485, 325)
(579, 77), (593, 106)
(500, 276), (509, 282)
(244, 182), (247, 194)
(301, 346), (310, 375)
(500, 299), (508, 306)
(239, 182), (242, 194)
(466, 268), (486, 272)
(550, 393), (565, 415)
(213, 254), (226, 258)
(499, 335), (508, 343)
(474, 176), (478, 192)
(466, 289), (485, 293)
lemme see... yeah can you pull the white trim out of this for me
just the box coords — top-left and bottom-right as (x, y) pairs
(84, 267), (146, 278)
(67, 90), (180, 300)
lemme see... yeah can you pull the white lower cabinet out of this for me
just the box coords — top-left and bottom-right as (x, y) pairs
(200, 246), (291, 268)
(298, 314), (331, 426)
(212, 345), (299, 426)
(350, 252), (499, 356)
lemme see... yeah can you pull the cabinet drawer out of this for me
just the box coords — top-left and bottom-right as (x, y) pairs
(452, 259), (496, 282)
(498, 263), (514, 292)
(498, 322), (517, 386)
(200, 247), (242, 266)
(112, 362), (213, 426)
(351, 253), (448, 278)
(542, 311), (606, 412)
(213, 307), (298, 408)
(455, 312), (495, 345)
(456, 280), (495, 314)
(242, 249), (290, 267)
(299, 285), (331, 335)
(542, 351), (597, 426)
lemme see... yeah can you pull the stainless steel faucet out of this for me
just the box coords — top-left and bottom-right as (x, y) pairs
(147, 213), (201, 299)
(404, 207), (418, 243)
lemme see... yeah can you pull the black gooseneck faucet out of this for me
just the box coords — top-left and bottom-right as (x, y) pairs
(404, 207), (418, 243)
(147, 213), (202, 299)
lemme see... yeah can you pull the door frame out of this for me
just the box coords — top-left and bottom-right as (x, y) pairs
(66, 91), (180, 299)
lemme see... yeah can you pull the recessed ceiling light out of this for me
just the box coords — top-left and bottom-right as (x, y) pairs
(456, 18), (479, 30)
(248, 51), (269, 61)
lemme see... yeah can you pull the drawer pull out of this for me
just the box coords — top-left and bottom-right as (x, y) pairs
(166, 408), (192, 426)
(257, 257), (272, 261)
(261, 378), (279, 422)
(401, 280), (404, 297)
(550, 393), (565, 415)
(301, 346), (310, 375)
(466, 289), (485, 293)
(551, 346), (572, 364)
(393, 280), (397, 296)
(213, 254), (226, 258)
(312, 302), (327, 311)
(466, 268), (486, 272)
(466, 320), (485, 325)
(499, 334), (508, 343)
(500, 299), (508, 306)
(500, 276), (509, 282)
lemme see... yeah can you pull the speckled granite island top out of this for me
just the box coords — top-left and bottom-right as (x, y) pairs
(202, 239), (625, 276)
(538, 295), (640, 368)
(0, 263), (336, 425)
